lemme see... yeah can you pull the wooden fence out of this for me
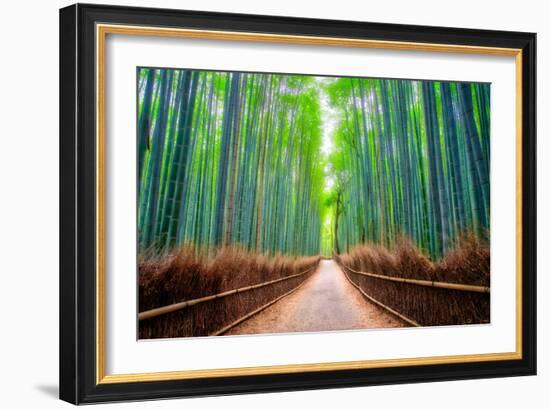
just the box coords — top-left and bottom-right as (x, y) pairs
(139, 264), (317, 338)
(336, 260), (490, 327)
(341, 264), (490, 294)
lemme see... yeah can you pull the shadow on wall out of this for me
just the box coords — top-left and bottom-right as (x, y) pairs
(34, 384), (58, 399)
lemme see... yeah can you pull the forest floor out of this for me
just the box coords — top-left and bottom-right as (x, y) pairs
(226, 260), (406, 335)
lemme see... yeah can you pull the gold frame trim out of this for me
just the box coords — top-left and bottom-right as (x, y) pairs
(95, 23), (523, 385)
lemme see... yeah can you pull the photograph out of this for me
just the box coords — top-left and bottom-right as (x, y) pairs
(55, 2), (537, 404)
(137, 67), (491, 339)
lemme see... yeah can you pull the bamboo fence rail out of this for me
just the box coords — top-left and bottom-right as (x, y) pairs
(341, 269), (421, 327)
(209, 277), (311, 336)
(139, 265), (316, 321)
(339, 263), (490, 294)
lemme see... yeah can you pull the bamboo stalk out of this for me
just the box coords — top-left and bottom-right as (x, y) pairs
(139, 265), (316, 321)
(342, 270), (421, 327)
(339, 263), (490, 294)
(210, 276), (311, 336)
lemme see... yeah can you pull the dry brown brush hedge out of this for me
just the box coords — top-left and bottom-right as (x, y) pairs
(139, 245), (320, 338)
(334, 235), (490, 327)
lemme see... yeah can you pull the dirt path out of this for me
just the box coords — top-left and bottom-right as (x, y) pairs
(227, 259), (405, 335)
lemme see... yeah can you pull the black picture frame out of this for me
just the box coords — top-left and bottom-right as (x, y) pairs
(59, 3), (536, 404)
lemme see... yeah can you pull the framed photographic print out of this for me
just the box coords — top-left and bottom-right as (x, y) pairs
(59, 3), (536, 404)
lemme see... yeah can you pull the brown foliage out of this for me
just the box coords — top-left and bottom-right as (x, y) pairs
(139, 245), (320, 339)
(437, 233), (490, 287)
(335, 235), (490, 327)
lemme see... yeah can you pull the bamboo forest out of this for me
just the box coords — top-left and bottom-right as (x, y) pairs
(138, 67), (491, 337)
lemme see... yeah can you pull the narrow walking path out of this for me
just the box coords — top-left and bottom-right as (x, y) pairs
(227, 260), (405, 335)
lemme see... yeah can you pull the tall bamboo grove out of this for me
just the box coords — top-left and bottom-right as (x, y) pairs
(326, 78), (489, 259)
(138, 68), (490, 261)
(138, 69), (324, 256)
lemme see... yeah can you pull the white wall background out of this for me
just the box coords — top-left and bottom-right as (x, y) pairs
(0, 0), (546, 407)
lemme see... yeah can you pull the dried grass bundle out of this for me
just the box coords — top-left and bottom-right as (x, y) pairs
(139, 245), (320, 338)
(335, 235), (490, 326)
